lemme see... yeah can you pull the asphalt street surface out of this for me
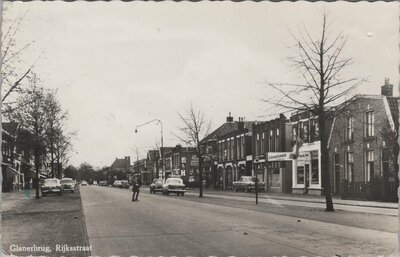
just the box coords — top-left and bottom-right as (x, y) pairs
(80, 186), (397, 257)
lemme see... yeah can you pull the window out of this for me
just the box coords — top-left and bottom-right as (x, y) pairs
(311, 157), (319, 184)
(297, 166), (305, 185)
(346, 152), (354, 182)
(227, 140), (231, 161)
(261, 132), (265, 155)
(303, 122), (309, 143)
(230, 137), (234, 160)
(236, 138), (240, 159)
(275, 128), (280, 151)
(346, 116), (354, 141)
(365, 150), (374, 182)
(365, 111), (374, 137)
(292, 125), (297, 138)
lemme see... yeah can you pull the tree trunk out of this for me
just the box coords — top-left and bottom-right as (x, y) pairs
(319, 112), (334, 211)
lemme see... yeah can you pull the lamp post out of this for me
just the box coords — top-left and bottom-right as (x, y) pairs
(135, 119), (164, 179)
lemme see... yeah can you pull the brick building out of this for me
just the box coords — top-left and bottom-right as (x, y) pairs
(200, 113), (246, 189)
(110, 156), (131, 182)
(329, 79), (399, 201)
(216, 117), (254, 190)
(252, 114), (292, 193)
(163, 145), (197, 186)
(289, 110), (334, 195)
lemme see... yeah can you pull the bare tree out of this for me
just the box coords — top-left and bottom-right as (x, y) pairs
(264, 13), (365, 211)
(176, 104), (211, 197)
(2, 6), (39, 110)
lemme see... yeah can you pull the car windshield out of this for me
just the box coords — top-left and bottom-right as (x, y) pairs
(167, 178), (183, 184)
(44, 179), (58, 185)
(240, 177), (252, 182)
(61, 179), (73, 184)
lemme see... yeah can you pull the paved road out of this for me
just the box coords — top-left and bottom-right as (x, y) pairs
(80, 186), (397, 257)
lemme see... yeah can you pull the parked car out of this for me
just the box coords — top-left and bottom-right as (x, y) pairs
(98, 181), (108, 186)
(162, 177), (186, 196)
(150, 178), (164, 194)
(232, 176), (265, 192)
(81, 181), (88, 186)
(113, 180), (122, 187)
(41, 178), (63, 196)
(120, 180), (129, 189)
(60, 178), (75, 193)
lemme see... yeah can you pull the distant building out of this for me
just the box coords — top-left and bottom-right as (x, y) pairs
(110, 156), (131, 181)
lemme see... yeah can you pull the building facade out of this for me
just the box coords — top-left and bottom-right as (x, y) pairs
(216, 118), (254, 190)
(252, 114), (292, 193)
(329, 79), (399, 201)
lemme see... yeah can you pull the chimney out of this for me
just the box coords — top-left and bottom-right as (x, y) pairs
(381, 78), (393, 97)
(238, 117), (244, 130)
(226, 112), (233, 123)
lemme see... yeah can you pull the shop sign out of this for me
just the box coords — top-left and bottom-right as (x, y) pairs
(191, 156), (199, 167)
(298, 152), (311, 161)
(267, 152), (291, 161)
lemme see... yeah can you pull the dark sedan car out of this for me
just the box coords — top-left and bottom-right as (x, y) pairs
(149, 178), (164, 194)
(41, 178), (63, 196)
(120, 180), (129, 189)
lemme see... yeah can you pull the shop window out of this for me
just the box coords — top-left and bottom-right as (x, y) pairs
(271, 168), (280, 187)
(297, 166), (305, 185)
(365, 150), (374, 182)
(346, 152), (354, 182)
(311, 157), (319, 184)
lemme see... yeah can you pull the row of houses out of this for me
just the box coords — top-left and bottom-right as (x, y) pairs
(1, 123), (48, 192)
(111, 79), (398, 202)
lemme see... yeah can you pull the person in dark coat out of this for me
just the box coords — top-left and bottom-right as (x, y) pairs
(132, 180), (140, 201)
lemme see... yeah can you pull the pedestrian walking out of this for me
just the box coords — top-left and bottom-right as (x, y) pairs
(132, 180), (140, 201)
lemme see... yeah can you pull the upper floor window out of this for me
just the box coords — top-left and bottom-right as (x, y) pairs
(346, 116), (354, 141)
(275, 128), (280, 151)
(365, 111), (374, 137)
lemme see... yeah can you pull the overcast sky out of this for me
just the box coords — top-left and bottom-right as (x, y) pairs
(3, 1), (398, 168)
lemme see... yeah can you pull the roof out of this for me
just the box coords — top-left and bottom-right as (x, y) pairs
(386, 97), (399, 130)
(147, 150), (159, 161)
(111, 157), (130, 169)
(200, 121), (254, 143)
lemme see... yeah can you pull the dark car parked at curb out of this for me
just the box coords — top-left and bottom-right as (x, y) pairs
(120, 180), (130, 189)
(60, 178), (75, 193)
(150, 178), (164, 194)
(98, 181), (108, 186)
(41, 178), (63, 196)
(162, 177), (186, 196)
(232, 176), (265, 192)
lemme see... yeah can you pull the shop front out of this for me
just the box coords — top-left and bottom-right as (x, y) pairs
(292, 143), (322, 195)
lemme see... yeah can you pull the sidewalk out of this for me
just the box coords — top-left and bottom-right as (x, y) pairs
(198, 188), (399, 209)
(143, 186), (398, 209)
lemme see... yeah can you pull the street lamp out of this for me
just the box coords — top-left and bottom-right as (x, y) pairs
(134, 119), (164, 179)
